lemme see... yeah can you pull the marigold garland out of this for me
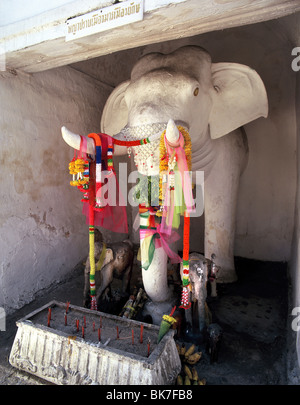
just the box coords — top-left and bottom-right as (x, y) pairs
(157, 126), (192, 215)
(157, 125), (193, 309)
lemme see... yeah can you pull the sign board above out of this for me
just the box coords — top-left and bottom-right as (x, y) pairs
(66, 0), (144, 41)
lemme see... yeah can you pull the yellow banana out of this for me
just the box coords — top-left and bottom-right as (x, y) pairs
(184, 375), (191, 385)
(180, 343), (186, 357)
(186, 351), (202, 365)
(177, 375), (183, 385)
(184, 344), (196, 359)
(184, 365), (193, 380)
(198, 378), (207, 385)
(191, 367), (199, 381)
(193, 380), (198, 385)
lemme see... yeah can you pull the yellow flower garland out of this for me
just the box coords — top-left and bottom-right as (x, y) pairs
(157, 126), (192, 215)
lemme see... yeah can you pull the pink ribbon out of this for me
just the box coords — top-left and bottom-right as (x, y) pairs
(139, 224), (182, 264)
(161, 131), (195, 235)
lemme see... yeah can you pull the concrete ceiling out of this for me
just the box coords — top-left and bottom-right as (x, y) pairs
(1, 0), (300, 74)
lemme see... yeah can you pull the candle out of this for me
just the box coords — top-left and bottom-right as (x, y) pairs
(66, 301), (70, 313)
(100, 316), (102, 328)
(132, 329), (134, 345)
(116, 326), (119, 339)
(82, 325), (85, 339)
(140, 324), (144, 344)
(65, 314), (67, 326)
(83, 316), (86, 328)
(93, 321), (95, 332)
(76, 319), (79, 332)
(98, 328), (101, 342)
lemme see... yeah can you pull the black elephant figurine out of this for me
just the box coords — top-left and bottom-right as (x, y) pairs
(206, 323), (223, 363)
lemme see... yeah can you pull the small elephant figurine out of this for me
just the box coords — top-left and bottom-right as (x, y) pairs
(206, 253), (220, 298)
(180, 252), (209, 338)
(180, 252), (220, 340)
(83, 229), (134, 308)
(206, 323), (223, 363)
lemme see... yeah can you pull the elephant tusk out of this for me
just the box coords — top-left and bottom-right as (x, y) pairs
(165, 119), (180, 147)
(61, 126), (95, 155)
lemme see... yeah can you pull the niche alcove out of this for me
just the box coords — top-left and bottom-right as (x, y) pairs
(1, 1), (300, 384)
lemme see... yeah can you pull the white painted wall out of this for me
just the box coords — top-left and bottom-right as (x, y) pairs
(0, 66), (113, 313)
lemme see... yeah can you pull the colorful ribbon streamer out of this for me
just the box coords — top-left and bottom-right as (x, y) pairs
(160, 131), (195, 236)
(139, 222), (181, 270)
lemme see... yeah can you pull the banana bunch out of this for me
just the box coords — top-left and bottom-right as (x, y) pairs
(176, 343), (206, 385)
(176, 365), (206, 386)
(176, 343), (202, 365)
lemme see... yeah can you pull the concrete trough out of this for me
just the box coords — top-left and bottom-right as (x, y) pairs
(9, 300), (181, 385)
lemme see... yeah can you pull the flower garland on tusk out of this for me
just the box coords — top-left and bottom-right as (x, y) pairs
(158, 126), (192, 216)
(67, 133), (119, 311)
(67, 126), (193, 310)
(115, 125), (194, 310)
(158, 126), (193, 309)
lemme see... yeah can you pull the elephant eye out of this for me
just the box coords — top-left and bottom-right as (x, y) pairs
(193, 87), (199, 96)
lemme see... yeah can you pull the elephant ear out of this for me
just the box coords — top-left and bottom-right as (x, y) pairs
(209, 63), (268, 139)
(101, 80), (130, 135)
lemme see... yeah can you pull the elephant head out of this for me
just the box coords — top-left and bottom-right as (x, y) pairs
(101, 45), (267, 175)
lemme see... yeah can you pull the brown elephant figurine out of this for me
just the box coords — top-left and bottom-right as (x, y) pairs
(83, 229), (134, 308)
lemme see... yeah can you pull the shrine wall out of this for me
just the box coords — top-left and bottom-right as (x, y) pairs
(0, 66), (117, 313)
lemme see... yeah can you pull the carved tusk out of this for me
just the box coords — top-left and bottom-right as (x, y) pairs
(61, 126), (95, 155)
(165, 119), (180, 147)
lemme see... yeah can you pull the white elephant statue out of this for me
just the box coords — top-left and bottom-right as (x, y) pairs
(62, 45), (267, 323)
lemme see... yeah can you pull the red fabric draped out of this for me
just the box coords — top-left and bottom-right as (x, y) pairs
(82, 134), (128, 234)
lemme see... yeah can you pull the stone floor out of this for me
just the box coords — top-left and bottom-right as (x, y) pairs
(0, 256), (299, 385)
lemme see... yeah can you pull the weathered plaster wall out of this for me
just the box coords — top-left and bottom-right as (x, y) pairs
(0, 66), (114, 313)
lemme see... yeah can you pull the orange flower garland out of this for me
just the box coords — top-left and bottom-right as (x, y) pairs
(158, 126), (192, 215)
(157, 125), (193, 309)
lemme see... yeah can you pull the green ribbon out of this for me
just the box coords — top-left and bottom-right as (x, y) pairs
(139, 225), (158, 270)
